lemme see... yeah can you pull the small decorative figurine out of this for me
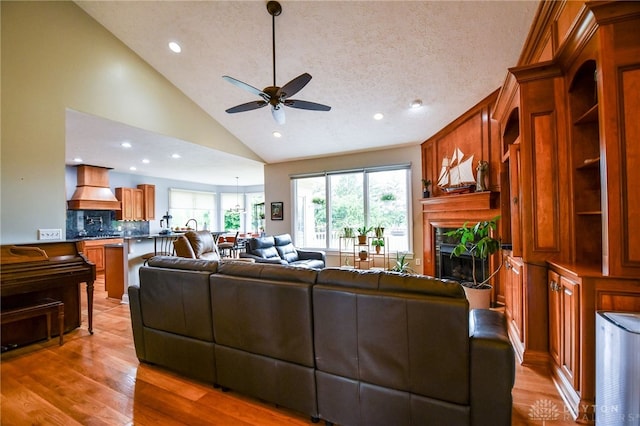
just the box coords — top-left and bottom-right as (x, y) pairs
(476, 160), (489, 192)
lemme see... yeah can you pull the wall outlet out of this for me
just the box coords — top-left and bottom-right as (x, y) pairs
(38, 228), (62, 240)
(415, 258), (421, 266)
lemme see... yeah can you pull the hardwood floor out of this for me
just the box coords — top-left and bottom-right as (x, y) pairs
(1, 276), (576, 425)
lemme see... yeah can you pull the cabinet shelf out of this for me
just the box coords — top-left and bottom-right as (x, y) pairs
(574, 103), (599, 125)
(576, 157), (600, 170)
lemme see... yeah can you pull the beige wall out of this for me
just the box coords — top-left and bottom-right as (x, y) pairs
(264, 144), (424, 273)
(1, 1), (261, 244)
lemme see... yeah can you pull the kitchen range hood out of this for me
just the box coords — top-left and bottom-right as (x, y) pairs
(67, 165), (121, 210)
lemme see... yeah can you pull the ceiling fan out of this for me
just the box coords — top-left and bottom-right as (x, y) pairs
(222, 0), (331, 125)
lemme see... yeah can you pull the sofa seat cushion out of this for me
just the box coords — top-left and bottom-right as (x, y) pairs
(290, 259), (325, 269)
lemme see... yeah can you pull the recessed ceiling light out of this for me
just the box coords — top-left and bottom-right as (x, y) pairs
(171, 153), (181, 159)
(168, 41), (182, 53)
(373, 113), (384, 121)
(73, 157), (83, 163)
(410, 99), (423, 109)
(142, 158), (150, 164)
(121, 141), (132, 148)
(272, 131), (282, 138)
(129, 166), (137, 171)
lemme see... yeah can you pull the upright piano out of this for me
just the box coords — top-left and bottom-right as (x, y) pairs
(1, 241), (95, 349)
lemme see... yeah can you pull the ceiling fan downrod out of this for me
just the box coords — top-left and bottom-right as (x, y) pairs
(267, 1), (282, 88)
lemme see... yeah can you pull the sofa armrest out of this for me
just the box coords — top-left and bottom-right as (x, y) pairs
(239, 252), (286, 264)
(127, 284), (147, 361)
(297, 249), (326, 263)
(469, 309), (515, 426)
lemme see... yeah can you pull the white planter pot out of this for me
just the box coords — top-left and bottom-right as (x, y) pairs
(462, 285), (492, 310)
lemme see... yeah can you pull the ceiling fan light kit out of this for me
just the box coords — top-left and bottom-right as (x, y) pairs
(223, 0), (331, 124)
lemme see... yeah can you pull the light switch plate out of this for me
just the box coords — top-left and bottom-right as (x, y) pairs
(38, 228), (62, 240)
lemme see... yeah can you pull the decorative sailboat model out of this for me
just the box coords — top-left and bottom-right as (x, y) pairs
(437, 148), (476, 193)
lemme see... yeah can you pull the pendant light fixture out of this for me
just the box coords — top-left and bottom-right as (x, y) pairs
(230, 176), (245, 213)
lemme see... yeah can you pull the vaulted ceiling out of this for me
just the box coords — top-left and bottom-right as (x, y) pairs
(68, 1), (539, 185)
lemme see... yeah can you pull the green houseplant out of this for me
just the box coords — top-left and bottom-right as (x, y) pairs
(390, 252), (415, 274)
(445, 216), (501, 309)
(371, 238), (385, 254)
(357, 226), (372, 244)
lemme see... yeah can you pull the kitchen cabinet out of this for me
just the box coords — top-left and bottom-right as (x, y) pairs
(137, 184), (155, 220)
(116, 187), (144, 221)
(79, 238), (123, 274)
(105, 243), (127, 300)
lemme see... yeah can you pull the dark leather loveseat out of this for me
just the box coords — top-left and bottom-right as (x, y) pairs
(129, 257), (515, 426)
(240, 233), (325, 268)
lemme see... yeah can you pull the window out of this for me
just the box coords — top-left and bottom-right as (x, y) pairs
(169, 189), (216, 231)
(293, 165), (411, 252)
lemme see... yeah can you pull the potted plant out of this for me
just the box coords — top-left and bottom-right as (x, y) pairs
(374, 225), (384, 238)
(371, 238), (385, 254)
(445, 216), (501, 310)
(422, 179), (432, 198)
(343, 227), (354, 238)
(357, 226), (372, 244)
(390, 252), (415, 274)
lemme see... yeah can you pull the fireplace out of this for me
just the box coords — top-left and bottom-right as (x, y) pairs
(438, 243), (488, 284)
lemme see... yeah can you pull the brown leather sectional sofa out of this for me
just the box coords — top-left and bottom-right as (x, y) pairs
(129, 256), (515, 426)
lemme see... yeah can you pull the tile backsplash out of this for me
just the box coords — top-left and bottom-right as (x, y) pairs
(66, 210), (149, 239)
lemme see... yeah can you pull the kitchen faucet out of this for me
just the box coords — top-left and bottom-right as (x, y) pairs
(185, 218), (198, 231)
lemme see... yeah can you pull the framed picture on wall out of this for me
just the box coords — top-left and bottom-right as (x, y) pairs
(271, 202), (283, 220)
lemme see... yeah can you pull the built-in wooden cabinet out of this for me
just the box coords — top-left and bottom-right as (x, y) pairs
(488, 2), (640, 422)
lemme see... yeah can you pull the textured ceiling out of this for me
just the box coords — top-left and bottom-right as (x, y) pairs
(69, 0), (539, 185)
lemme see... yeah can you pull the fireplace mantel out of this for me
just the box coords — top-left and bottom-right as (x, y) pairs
(421, 191), (497, 212)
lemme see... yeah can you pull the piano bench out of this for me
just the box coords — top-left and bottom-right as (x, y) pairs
(1, 298), (65, 346)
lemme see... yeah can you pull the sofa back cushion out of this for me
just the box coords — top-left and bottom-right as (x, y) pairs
(211, 271), (315, 367)
(247, 235), (281, 260)
(317, 267), (381, 290)
(184, 230), (219, 260)
(274, 234), (299, 263)
(173, 236), (196, 258)
(313, 272), (470, 405)
(138, 261), (216, 341)
(218, 261), (318, 284)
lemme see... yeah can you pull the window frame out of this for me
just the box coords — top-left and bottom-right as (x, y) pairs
(291, 163), (412, 253)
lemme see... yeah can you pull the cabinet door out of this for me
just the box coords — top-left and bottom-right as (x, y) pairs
(509, 144), (522, 257)
(548, 270), (561, 366)
(510, 258), (523, 342)
(133, 188), (144, 220)
(138, 184), (155, 220)
(116, 188), (133, 220)
(505, 256), (523, 345)
(85, 246), (105, 273)
(560, 276), (579, 388)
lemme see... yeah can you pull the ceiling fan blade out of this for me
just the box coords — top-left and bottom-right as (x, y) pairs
(284, 99), (332, 112)
(226, 100), (268, 114)
(272, 104), (286, 124)
(222, 75), (268, 99)
(278, 73), (312, 99)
